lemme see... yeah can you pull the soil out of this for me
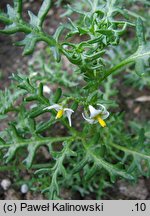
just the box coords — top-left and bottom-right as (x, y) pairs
(0, 1), (150, 200)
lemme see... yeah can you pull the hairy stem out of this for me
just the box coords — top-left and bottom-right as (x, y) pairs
(0, 136), (72, 149)
(110, 142), (150, 160)
(101, 46), (150, 81)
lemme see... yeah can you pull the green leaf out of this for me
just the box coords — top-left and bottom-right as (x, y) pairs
(1, 23), (20, 34)
(29, 106), (46, 118)
(51, 46), (61, 62)
(67, 4), (88, 16)
(136, 17), (145, 46)
(8, 124), (24, 142)
(24, 143), (41, 168)
(72, 156), (90, 174)
(103, 41), (150, 81)
(17, 77), (34, 92)
(14, 0), (22, 18)
(0, 1), (56, 56)
(71, 101), (78, 111)
(135, 58), (145, 77)
(138, 128), (145, 145)
(38, 0), (51, 27)
(111, 142), (150, 162)
(2, 134), (70, 166)
(96, 29), (115, 37)
(0, 88), (24, 114)
(28, 0), (51, 28)
(0, 11), (12, 24)
(36, 118), (55, 133)
(52, 88), (62, 103)
(28, 11), (40, 28)
(130, 42), (150, 62)
(4, 144), (22, 162)
(84, 163), (98, 181)
(87, 90), (98, 103)
(49, 173), (59, 200)
(92, 154), (134, 181)
(53, 25), (64, 42)
(7, 4), (17, 19)
(0, 137), (6, 145)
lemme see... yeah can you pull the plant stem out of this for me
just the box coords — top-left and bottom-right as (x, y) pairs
(101, 58), (133, 81)
(110, 142), (150, 160)
(101, 46), (150, 81)
(0, 163), (53, 172)
(0, 136), (72, 149)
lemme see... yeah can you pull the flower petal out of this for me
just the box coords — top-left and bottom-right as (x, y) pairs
(102, 111), (109, 119)
(97, 104), (106, 112)
(43, 104), (62, 111)
(64, 108), (74, 127)
(64, 108), (74, 113)
(89, 105), (101, 118)
(82, 113), (96, 124)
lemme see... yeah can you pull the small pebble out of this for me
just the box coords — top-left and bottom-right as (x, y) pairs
(43, 85), (51, 94)
(1, 179), (11, 190)
(21, 184), (29, 194)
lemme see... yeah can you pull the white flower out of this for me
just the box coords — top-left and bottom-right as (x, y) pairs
(82, 104), (109, 127)
(44, 104), (74, 127)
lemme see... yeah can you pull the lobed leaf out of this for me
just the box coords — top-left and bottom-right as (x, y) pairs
(13, 0), (22, 18)
(38, 0), (51, 27)
(16, 33), (40, 55)
(28, 11), (40, 28)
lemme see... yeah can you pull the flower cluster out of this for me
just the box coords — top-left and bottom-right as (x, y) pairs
(44, 103), (109, 127)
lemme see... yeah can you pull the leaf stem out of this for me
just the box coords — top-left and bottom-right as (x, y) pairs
(110, 142), (150, 160)
(101, 58), (133, 81)
(101, 45), (150, 81)
(0, 136), (72, 149)
(0, 163), (53, 172)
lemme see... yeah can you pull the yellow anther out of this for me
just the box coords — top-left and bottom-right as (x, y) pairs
(97, 116), (106, 127)
(56, 109), (64, 119)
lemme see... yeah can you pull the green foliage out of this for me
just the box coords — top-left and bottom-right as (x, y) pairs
(0, 0), (149, 199)
(0, 88), (24, 114)
(0, 0), (149, 83)
(0, 0), (56, 55)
